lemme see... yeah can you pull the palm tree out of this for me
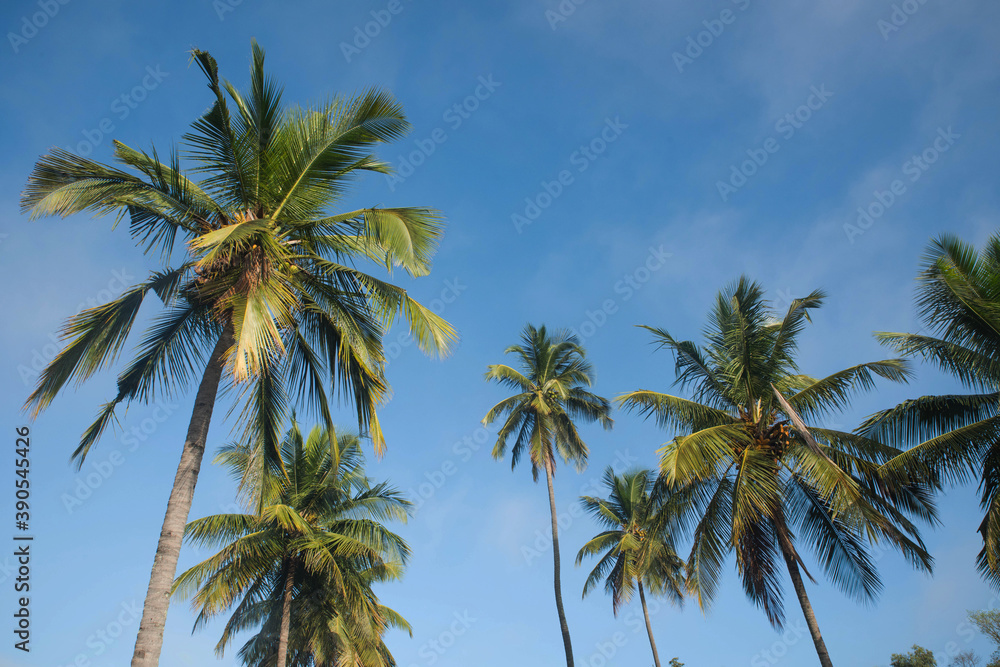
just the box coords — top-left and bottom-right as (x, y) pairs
(482, 324), (613, 667)
(618, 277), (937, 667)
(173, 421), (410, 667)
(239, 564), (410, 666)
(20, 42), (453, 667)
(860, 233), (1000, 588)
(576, 467), (685, 667)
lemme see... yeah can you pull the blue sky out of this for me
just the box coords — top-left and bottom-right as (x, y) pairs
(1, 0), (999, 665)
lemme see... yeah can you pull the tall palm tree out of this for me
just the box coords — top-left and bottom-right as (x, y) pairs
(618, 277), (937, 667)
(860, 233), (1000, 588)
(576, 467), (686, 667)
(20, 42), (453, 667)
(173, 421), (410, 667)
(482, 324), (613, 667)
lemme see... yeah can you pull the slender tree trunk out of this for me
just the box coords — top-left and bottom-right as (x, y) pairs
(131, 327), (232, 667)
(779, 544), (834, 667)
(638, 582), (662, 667)
(276, 558), (296, 667)
(544, 461), (575, 667)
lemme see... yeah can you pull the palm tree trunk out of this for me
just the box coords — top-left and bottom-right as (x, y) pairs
(779, 544), (834, 667)
(544, 461), (575, 667)
(638, 581), (662, 667)
(276, 558), (296, 667)
(131, 327), (232, 667)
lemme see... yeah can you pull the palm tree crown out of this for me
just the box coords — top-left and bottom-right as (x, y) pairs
(577, 467), (685, 614)
(22, 40), (455, 461)
(483, 324), (613, 478)
(861, 233), (1000, 587)
(618, 278), (937, 667)
(577, 467), (685, 667)
(173, 421), (410, 666)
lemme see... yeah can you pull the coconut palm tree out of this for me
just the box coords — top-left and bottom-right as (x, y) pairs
(618, 277), (937, 667)
(576, 467), (686, 667)
(173, 421), (410, 667)
(20, 42), (453, 667)
(482, 324), (613, 667)
(238, 564), (410, 666)
(860, 233), (1000, 588)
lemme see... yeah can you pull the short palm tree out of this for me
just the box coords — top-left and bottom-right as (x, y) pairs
(173, 421), (410, 667)
(861, 234), (1000, 587)
(618, 277), (937, 667)
(233, 552), (409, 666)
(21, 43), (453, 666)
(576, 467), (685, 667)
(482, 324), (613, 667)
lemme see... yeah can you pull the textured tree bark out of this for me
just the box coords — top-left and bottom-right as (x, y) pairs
(780, 545), (834, 667)
(276, 558), (296, 667)
(130, 327), (232, 667)
(545, 461), (575, 667)
(638, 581), (663, 667)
